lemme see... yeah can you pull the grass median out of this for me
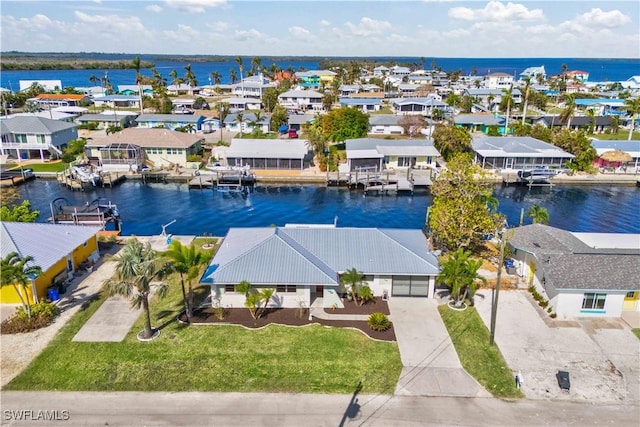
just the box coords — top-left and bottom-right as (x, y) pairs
(438, 304), (523, 399)
(5, 276), (402, 394)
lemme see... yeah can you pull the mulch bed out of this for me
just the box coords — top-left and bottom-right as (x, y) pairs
(180, 301), (396, 342)
(323, 296), (390, 315)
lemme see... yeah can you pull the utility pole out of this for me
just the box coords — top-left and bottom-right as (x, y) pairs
(489, 231), (505, 346)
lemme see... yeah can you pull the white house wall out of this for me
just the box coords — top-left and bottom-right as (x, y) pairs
(213, 286), (312, 309)
(554, 292), (625, 319)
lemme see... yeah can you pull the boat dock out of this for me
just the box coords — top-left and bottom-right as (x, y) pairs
(327, 169), (434, 194)
(0, 168), (36, 187)
(188, 170), (256, 190)
(57, 171), (126, 190)
(49, 197), (121, 231)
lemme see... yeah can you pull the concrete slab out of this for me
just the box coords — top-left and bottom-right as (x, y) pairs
(475, 289), (636, 402)
(0, 304), (19, 323)
(72, 295), (142, 342)
(388, 298), (489, 397)
(130, 235), (195, 253)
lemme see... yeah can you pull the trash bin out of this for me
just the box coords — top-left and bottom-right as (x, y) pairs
(47, 286), (60, 302)
(58, 282), (67, 295)
(556, 370), (570, 391)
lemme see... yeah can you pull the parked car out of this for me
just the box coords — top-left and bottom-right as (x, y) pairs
(288, 129), (299, 139)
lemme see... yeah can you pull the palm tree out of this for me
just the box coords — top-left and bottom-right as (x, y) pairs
(437, 248), (485, 308)
(235, 56), (245, 97)
(251, 56), (262, 76)
(502, 85), (514, 136)
(248, 110), (263, 132)
(623, 96), (640, 140)
(210, 71), (222, 85)
(229, 69), (238, 84)
(88, 75), (100, 86)
(183, 64), (198, 90)
(340, 267), (363, 304)
(106, 125), (122, 135)
(132, 55), (144, 114)
(526, 204), (549, 225)
(169, 69), (184, 87)
(234, 111), (244, 137)
(165, 240), (205, 320)
(521, 76), (532, 125)
(103, 238), (170, 340)
(258, 288), (274, 318)
(559, 93), (577, 129)
(585, 108), (596, 135)
(1, 252), (43, 319)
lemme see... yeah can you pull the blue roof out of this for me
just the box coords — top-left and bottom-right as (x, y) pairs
(339, 98), (382, 106)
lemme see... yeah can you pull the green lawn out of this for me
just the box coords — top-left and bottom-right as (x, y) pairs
(5, 272), (402, 394)
(438, 305), (523, 399)
(633, 329), (640, 341)
(12, 162), (67, 173)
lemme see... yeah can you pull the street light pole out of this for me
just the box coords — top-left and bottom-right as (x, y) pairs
(489, 231), (505, 345)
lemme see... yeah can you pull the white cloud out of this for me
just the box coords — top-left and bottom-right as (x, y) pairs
(320, 19), (331, 26)
(163, 24), (200, 43)
(574, 8), (631, 28)
(449, 1), (544, 22)
(73, 11), (146, 33)
(30, 14), (53, 30)
(289, 26), (312, 39)
(208, 21), (230, 32)
(146, 5), (163, 13)
(344, 17), (392, 37)
(164, 0), (226, 14)
(233, 28), (265, 42)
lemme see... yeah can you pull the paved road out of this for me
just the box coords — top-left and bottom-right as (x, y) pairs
(1, 391), (638, 427)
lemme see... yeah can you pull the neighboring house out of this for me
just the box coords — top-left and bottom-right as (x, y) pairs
(278, 90), (323, 111)
(19, 80), (62, 91)
(30, 94), (89, 108)
(232, 75), (275, 98)
(166, 84), (200, 96)
(338, 98), (382, 112)
(85, 128), (204, 171)
(76, 113), (135, 130)
(345, 138), (440, 171)
(519, 66), (546, 81)
(368, 115), (404, 135)
(92, 95), (141, 109)
(484, 72), (515, 90)
(373, 66), (390, 77)
(221, 97), (262, 112)
(532, 115), (619, 133)
(77, 86), (108, 98)
(397, 84), (420, 96)
(591, 139), (640, 170)
(223, 112), (271, 134)
(117, 85), (154, 96)
(287, 114), (315, 132)
(574, 99), (626, 116)
(199, 226), (440, 309)
(408, 75), (433, 85)
(472, 136), (574, 170)
(390, 97), (449, 116)
(202, 117), (222, 134)
(563, 70), (590, 83)
(390, 66), (411, 78)
(295, 70), (337, 88)
(0, 116), (78, 161)
(224, 138), (308, 170)
(171, 98), (198, 113)
(6, 111), (77, 123)
(135, 114), (205, 132)
(508, 224), (640, 321)
(0, 222), (101, 305)
(454, 114), (504, 134)
(464, 88), (523, 109)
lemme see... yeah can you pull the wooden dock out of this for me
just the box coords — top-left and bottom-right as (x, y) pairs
(101, 172), (126, 188)
(188, 171), (256, 190)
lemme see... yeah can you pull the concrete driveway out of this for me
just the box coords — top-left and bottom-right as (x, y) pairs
(388, 298), (490, 397)
(475, 289), (640, 402)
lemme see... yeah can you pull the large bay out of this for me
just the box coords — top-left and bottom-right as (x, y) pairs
(17, 179), (640, 236)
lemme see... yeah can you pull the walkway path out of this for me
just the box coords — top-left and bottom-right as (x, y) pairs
(309, 298), (369, 321)
(388, 298), (490, 397)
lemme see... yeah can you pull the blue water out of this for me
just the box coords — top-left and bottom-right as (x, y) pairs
(2, 57), (639, 90)
(16, 179), (640, 236)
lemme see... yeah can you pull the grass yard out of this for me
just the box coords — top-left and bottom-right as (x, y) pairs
(633, 329), (640, 341)
(438, 305), (523, 399)
(12, 162), (67, 173)
(5, 268), (402, 394)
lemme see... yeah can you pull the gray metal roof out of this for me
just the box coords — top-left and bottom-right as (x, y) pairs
(455, 114), (503, 126)
(346, 138), (441, 158)
(0, 116), (78, 134)
(590, 140), (640, 157)
(279, 90), (323, 99)
(509, 224), (640, 291)
(201, 227), (439, 285)
(1, 222), (101, 273)
(369, 115), (401, 126)
(472, 136), (574, 159)
(226, 139), (308, 159)
(288, 114), (315, 125)
(136, 114), (204, 123)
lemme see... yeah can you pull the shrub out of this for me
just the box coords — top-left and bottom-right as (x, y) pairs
(550, 313), (557, 319)
(368, 312), (391, 332)
(187, 154), (203, 163)
(1, 301), (60, 334)
(547, 307), (553, 313)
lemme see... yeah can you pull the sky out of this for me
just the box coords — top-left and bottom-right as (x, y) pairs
(1, 0), (639, 58)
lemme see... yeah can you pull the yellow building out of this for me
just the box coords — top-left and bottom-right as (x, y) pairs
(0, 222), (101, 304)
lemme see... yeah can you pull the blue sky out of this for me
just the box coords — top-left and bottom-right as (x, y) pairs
(2, 1), (639, 57)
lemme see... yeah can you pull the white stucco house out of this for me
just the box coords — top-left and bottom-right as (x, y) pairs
(0, 116), (78, 161)
(345, 138), (440, 172)
(508, 224), (640, 323)
(200, 226), (440, 309)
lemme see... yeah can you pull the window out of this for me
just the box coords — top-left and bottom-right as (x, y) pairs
(224, 284), (236, 292)
(276, 284), (296, 293)
(36, 135), (46, 144)
(15, 134), (27, 143)
(582, 293), (606, 310)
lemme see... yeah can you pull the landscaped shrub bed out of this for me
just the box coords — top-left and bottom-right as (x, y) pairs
(1, 301), (60, 334)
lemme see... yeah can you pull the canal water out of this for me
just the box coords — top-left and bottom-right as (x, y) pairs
(17, 179), (640, 236)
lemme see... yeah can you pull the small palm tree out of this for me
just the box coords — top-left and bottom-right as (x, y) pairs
(165, 241), (205, 320)
(438, 248), (485, 308)
(1, 252), (43, 319)
(235, 112), (245, 137)
(521, 76), (532, 125)
(341, 267), (363, 304)
(259, 288), (274, 318)
(526, 204), (550, 225)
(210, 71), (222, 85)
(502, 85), (514, 135)
(103, 238), (171, 340)
(559, 93), (577, 129)
(623, 96), (640, 141)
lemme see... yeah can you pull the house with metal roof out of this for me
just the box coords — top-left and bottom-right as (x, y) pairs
(220, 97), (262, 113)
(389, 97), (449, 116)
(86, 128), (204, 171)
(345, 138), (440, 172)
(117, 85), (154, 96)
(532, 115), (620, 133)
(294, 70), (337, 89)
(464, 88), (523, 110)
(76, 113), (136, 130)
(232, 75), (275, 98)
(135, 114), (205, 132)
(454, 114), (504, 134)
(0, 222), (101, 305)
(483, 72), (515, 90)
(223, 112), (271, 134)
(0, 116), (78, 161)
(278, 90), (323, 111)
(200, 226), (440, 308)
(166, 84), (201, 96)
(508, 224), (640, 322)
(30, 93), (90, 108)
(472, 136), (573, 171)
(338, 98), (382, 112)
(287, 114), (315, 132)
(92, 95), (141, 109)
(591, 139), (640, 171)
(223, 138), (308, 170)
(369, 115), (404, 135)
